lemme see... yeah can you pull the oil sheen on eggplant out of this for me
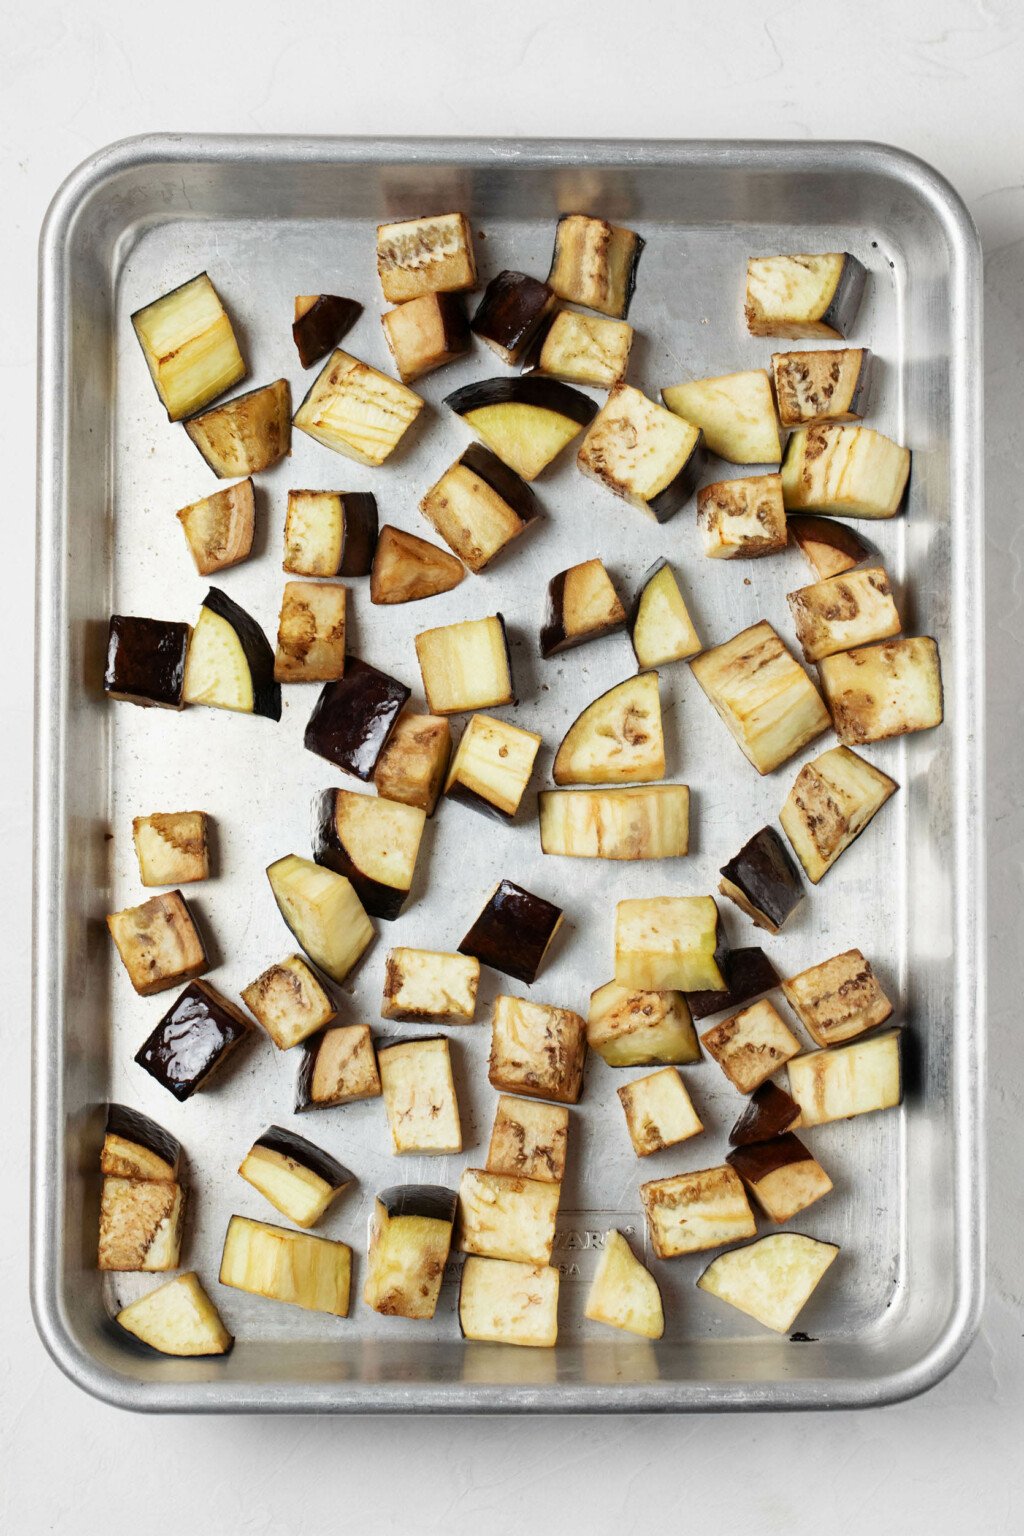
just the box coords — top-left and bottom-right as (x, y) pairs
(728, 1081), (803, 1146)
(685, 947), (781, 1021)
(104, 616), (191, 709)
(134, 981), (250, 1100)
(304, 658), (410, 780)
(719, 826), (805, 933)
(459, 879), (564, 985)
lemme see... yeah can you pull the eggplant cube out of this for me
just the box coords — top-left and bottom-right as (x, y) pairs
(459, 1255), (559, 1348)
(415, 614), (514, 715)
(420, 444), (541, 573)
(274, 582), (347, 683)
(631, 559), (701, 667)
(378, 1037), (462, 1154)
(116, 1272), (233, 1357)
(98, 1176), (185, 1272)
(553, 672), (664, 786)
(488, 994), (586, 1104)
(745, 252), (867, 339)
(471, 270), (556, 365)
(241, 954), (336, 1050)
(781, 424), (910, 519)
(219, 1215), (351, 1317)
(376, 212), (477, 303)
(132, 811), (209, 888)
(663, 370), (781, 465)
(364, 1185), (458, 1320)
(107, 890), (207, 997)
(577, 384), (704, 523)
(788, 566), (900, 664)
(686, 947), (781, 1022)
(728, 1135), (833, 1224)
(728, 1081), (803, 1147)
(445, 713), (541, 821)
(772, 347), (871, 427)
(176, 479), (255, 575)
(718, 825), (804, 934)
(266, 854), (375, 986)
(780, 744), (898, 884)
(238, 1126), (354, 1228)
(135, 980), (250, 1101)
(690, 621), (830, 775)
(312, 787), (425, 921)
(182, 586), (281, 721)
(617, 1067), (703, 1156)
(697, 473), (787, 559)
(294, 350), (424, 467)
(700, 999), (802, 1095)
(101, 1104), (181, 1183)
(461, 881), (564, 987)
(293, 293), (361, 370)
(782, 948), (893, 1047)
(640, 1165), (756, 1259)
(789, 514), (876, 580)
(131, 272), (245, 421)
(547, 213), (644, 318)
(104, 615), (191, 710)
(184, 379), (291, 478)
(382, 292), (470, 383)
(614, 895), (725, 993)
(584, 1230), (663, 1340)
(295, 1023), (381, 1110)
(457, 1167), (561, 1266)
(382, 947), (480, 1024)
(587, 980), (700, 1067)
(304, 659), (410, 780)
(487, 1095), (569, 1184)
(444, 376), (597, 482)
(283, 489), (379, 578)
(787, 1029), (902, 1127)
(540, 558), (627, 657)
(697, 1233), (839, 1333)
(374, 711), (452, 815)
(370, 525), (465, 606)
(818, 636), (943, 745)
(531, 309), (633, 389)
(539, 786), (690, 861)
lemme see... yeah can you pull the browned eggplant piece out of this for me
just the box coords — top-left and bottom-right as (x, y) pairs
(184, 379), (291, 478)
(101, 1104), (181, 1182)
(106, 891), (208, 997)
(381, 292), (470, 383)
(788, 516), (876, 580)
(295, 1023), (382, 1111)
(540, 558), (627, 657)
(176, 479), (255, 575)
(104, 616), (191, 710)
(459, 879), (564, 986)
(577, 384), (704, 523)
(303, 658), (410, 780)
(98, 1177), (186, 1272)
(370, 525), (465, 605)
(686, 947), (780, 1022)
(419, 442), (541, 573)
(782, 948), (893, 1047)
(239, 1126), (355, 1228)
(293, 352), (425, 466)
(547, 213), (645, 318)
(183, 586), (281, 721)
(718, 826), (805, 935)
(312, 787), (425, 921)
(728, 1081), (803, 1147)
(134, 980), (250, 1101)
(274, 581), (347, 685)
(745, 253), (867, 339)
(373, 711), (452, 815)
(524, 309), (633, 389)
(376, 212), (477, 303)
(364, 1184), (459, 1320)
(771, 347), (871, 427)
(293, 294), (361, 369)
(284, 490), (379, 578)
(444, 376), (597, 481)
(727, 1134), (833, 1224)
(471, 271), (557, 365)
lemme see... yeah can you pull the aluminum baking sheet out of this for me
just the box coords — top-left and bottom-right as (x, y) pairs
(33, 136), (985, 1412)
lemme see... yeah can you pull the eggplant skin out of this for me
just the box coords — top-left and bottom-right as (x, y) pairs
(134, 980), (250, 1100)
(293, 295), (362, 369)
(253, 1125), (354, 1190)
(686, 947), (780, 1022)
(304, 659), (410, 780)
(310, 788), (412, 921)
(471, 271), (556, 364)
(459, 443), (542, 525)
(103, 1104), (181, 1177)
(104, 616), (191, 709)
(444, 375), (598, 430)
(377, 1184), (458, 1223)
(202, 586), (282, 721)
(459, 880), (563, 986)
(719, 826), (804, 933)
(339, 494), (380, 576)
(728, 1082), (802, 1147)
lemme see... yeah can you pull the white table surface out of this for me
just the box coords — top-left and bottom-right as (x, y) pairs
(3, 2), (1021, 1530)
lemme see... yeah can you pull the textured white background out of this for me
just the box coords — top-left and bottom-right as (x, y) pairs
(3, 2), (1021, 1531)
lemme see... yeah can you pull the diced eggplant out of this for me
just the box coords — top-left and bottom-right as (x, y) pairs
(577, 383), (704, 522)
(640, 1165), (756, 1259)
(238, 1126), (354, 1228)
(787, 1028), (902, 1126)
(381, 947), (480, 1024)
(303, 658), (410, 779)
(116, 1272), (233, 1357)
(312, 787), (425, 921)
(295, 1023), (381, 1110)
(183, 586), (281, 720)
(701, 999), (802, 1094)
(444, 375), (597, 481)
(378, 1036), (462, 1154)
(104, 615), (191, 710)
(293, 350), (424, 466)
(788, 566), (901, 664)
(547, 213), (644, 318)
(98, 1176), (185, 1272)
(782, 948), (893, 1047)
(131, 272), (245, 421)
(415, 613), (514, 714)
(697, 473), (787, 559)
(293, 293), (362, 369)
(818, 637), (943, 744)
(486, 1095), (569, 1184)
(106, 890), (207, 997)
(615, 895), (725, 993)
(184, 379), (291, 477)
(689, 621), (830, 775)
(382, 292), (470, 383)
(617, 1067), (703, 1155)
(176, 479), (255, 575)
(718, 826), (804, 934)
(219, 1214), (351, 1316)
(459, 1255), (559, 1348)
(135, 980), (250, 1101)
(663, 370), (781, 465)
(283, 489), (379, 577)
(376, 212), (477, 303)
(788, 514), (876, 580)
(584, 1230), (663, 1339)
(696, 1233), (839, 1333)
(364, 1184), (458, 1320)
(266, 853), (374, 983)
(745, 252), (867, 339)
(540, 558), (627, 657)
(458, 1168), (561, 1266)
(771, 347), (871, 426)
(461, 881), (564, 987)
(586, 980), (701, 1068)
(539, 785), (689, 860)
(488, 993), (586, 1104)
(780, 744), (898, 884)
(370, 525), (465, 605)
(728, 1081), (803, 1147)
(781, 424), (910, 519)
(728, 1135), (833, 1224)
(420, 443), (541, 572)
(132, 811), (209, 888)
(274, 581), (347, 685)
(373, 711), (452, 815)
(101, 1104), (181, 1183)
(686, 946), (780, 1022)
(527, 309), (633, 389)
(445, 713), (541, 822)
(241, 953), (336, 1051)
(553, 672), (664, 785)
(630, 559), (701, 668)
(472, 270), (556, 364)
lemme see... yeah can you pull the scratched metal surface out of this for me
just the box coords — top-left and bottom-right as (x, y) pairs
(33, 137), (984, 1411)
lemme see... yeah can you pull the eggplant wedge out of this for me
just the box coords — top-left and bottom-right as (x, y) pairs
(615, 895), (725, 993)
(488, 994), (586, 1104)
(312, 787), (425, 921)
(457, 1167), (561, 1266)
(788, 514), (876, 580)
(787, 1029), (902, 1126)
(376, 212), (476, 303)
(697, 1233), (839, 1333)
(771, 347), (871, 426)
(420, 443), (541, 572)
(239, 1126), (354, 1228)
(689, 621), (829, 775)
(445, 713), (541, 821)
(697, 473), (787, 559)
(728, 1081), (803, 1147)
(444, 375), (597, 481)
(586, 980), (701, 1067)
(98, 1177), (185, 1272)
(116, 1272), (233, 1357)
(459, 1255), (559, 1347)
(176, 479), (255, 575)
(106, 890), (207, 997)
(241, 953), (336, 1050)
(303, 658), (410, 779)
(553, 672), (664, 785)
(527, 309), (632, 389)
(577, 384), (704, 522)
(718, 826), (805, 934)
(701, 999), (802, 1095)
(781, 424), (911, 518)
(486, 1095), (569, 1183)
(540, 558), (627, 656)
(617, 1067), (703, 1156)
(745, 252), (867, 339)
(284, 489), (379, 577)
(293, 293), (361, 369)
(461, 881), (564, 987)
(641, 1165), (756, 1258)
(630, 560), (701, 667)
(274, 581), (347, 684)
(415, 613), (514, 714)
(364, 1185), (458, 1319)
(183, 587), (281, 720)
(266, 853), (374, 984)
(782, 948), (893, 1047)
(219, 1215), (351, 1316)
(373, 711), (452, 815)
(382, 292), (470, 383)
(132, 272), (245, 421)
(471, 270), (556, 365)
(184, 379), (291, 477)
(547, 213), (644, 318)
(134, 980), (250, 1101)
(685, 946), (780, 1022)
(662, 370), (781, 465)
(539, 785), (689, 860)
(780, 744), (898, 884)
(787, 566), (901, 663)
(295, 1023), (381, 1110)
(104, 615), (191, 710)
(818, 637), (943, 744)
(132, 810), (210, 887)
(382, 947), (480, 1024)
(378, 1036), (462, 1154)
(584, 1230), (663, 1339)
(294, 350), (424, 466)
(370, 525), (465, 605)
(101, 1104), (181, 1183)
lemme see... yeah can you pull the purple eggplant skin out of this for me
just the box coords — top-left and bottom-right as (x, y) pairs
(459, 442), (542, 527)
(202, 586), (282, 721)
(253, 1125), (354, 1190)
(820, 254), (867, 337)
(458, 879), (563, 986)
(727, 1132), (814, 1185)
(719, 826), (805, 934)
(377, 1184), (459, 1223)
(648, 433), (706, 525)
(293, 296), (362, 370)
(539, 569), (626, 659)
(471, 271), (556, 364)
(444, 374), (598, 430)
(105, 1103), (181, 1170)
(338, 493), (380, 577)
(311, 787), (409, 920)
(686, 947), (781, 1022)
(303, 659), (410, 781)
(728, 1081), (802, 1147)
(787, 515), (876, 571)
(104, 616), (191, 709)
(134, 981), (250, 1102)
(445, 779), (517, 826)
